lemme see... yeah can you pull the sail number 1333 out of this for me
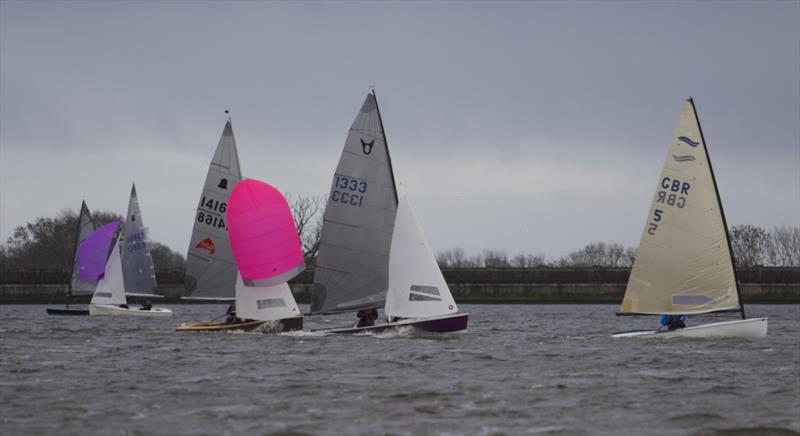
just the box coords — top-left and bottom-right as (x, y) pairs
(331, 175), (368, 207)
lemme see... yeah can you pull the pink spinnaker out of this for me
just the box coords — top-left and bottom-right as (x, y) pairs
(77, 220), (123, 281)
(227, 179), (305, 287)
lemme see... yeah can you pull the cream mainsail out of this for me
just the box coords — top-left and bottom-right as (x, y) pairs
(621, 99), (740, 315)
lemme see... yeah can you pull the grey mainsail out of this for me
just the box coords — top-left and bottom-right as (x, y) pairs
(121, 183), (159, 295)
(69, 200), (98, 296)
(184, 120), (242, 299)
(311, 91), (399, 314)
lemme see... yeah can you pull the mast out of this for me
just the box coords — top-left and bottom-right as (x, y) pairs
(689, 97), (746, 320)
(371, 88), (399, 205)
(68, 202), (86, 295)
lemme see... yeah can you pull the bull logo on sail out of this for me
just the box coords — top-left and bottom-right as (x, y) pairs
(678, 136), (700, 147)
(195, 237), (216, 255)
(360, 139), (375, 155)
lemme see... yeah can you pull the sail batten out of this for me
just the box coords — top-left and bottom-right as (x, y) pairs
(184, 120), (242, 299)
(311, 91), (399, 314)
(620, 99), (739, 315)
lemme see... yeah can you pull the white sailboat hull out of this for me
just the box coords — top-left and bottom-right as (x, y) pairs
(612, 317), (767, 339)
(312, 312), (469, 334)
(89, 304), (173, 317)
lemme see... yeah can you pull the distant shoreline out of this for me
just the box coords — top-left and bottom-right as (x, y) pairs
(2, 267), (798, 304)
(3, 283), (798, 305)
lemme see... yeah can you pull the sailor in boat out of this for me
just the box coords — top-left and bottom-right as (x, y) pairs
(119, 304), (129, 309)
(659, 314), (687, 331)
(224, 304), (242, 324)
(355, 308), (378, 328)
(140, 299), (152, 311)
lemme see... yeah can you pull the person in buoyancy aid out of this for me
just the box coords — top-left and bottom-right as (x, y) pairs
(356, 308), (379, 328)
(660, 314), (687, 331)
(140, 299), (152, 311)
(224, 304), (242, 324)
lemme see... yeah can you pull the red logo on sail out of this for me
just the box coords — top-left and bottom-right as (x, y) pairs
(195, 238), (216, 255)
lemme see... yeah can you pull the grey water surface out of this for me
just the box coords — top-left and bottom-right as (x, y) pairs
(1, 304), (798, 436)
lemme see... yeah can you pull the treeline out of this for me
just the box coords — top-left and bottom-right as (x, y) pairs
(2, 204), (797, 272)
(436, 242), (636, 269)
(0, 195), (326, 272)
(0, 209), (186, 270)
(436, 225), (800, 268)
(729, 225), (799, 267)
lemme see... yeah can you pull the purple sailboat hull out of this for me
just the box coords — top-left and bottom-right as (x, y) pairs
(313, 312), (469, 335)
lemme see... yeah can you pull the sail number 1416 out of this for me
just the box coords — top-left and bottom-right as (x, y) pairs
(197, 196), (227, 229)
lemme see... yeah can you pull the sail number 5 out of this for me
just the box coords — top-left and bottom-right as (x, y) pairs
(647, 209), (663, 235)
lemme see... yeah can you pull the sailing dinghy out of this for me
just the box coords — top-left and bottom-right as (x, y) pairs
(89, 185), (172, 316)
(178, 179), (304, 332)
(613, 98), (767, 339)
(47, 201), (96, 315)
(177, 118), (248, 330)
(77, 220), (170, 316)
(311, 90), (468, 334)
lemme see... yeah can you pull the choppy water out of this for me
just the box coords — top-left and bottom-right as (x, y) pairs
(1, 304), (798, 435)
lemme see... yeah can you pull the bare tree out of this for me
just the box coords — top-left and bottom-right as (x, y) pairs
(286, 193), (325, 262)
(510, 253), (546, 268)
(436, 247), (474, 268)
(450, 247), (467, 267)
(730, 224), (770, 267)
(768, 225), (800, 267)
(624, 247), (637, 267)
(482, 249), (509, 267)
(550, 242), (635, 267)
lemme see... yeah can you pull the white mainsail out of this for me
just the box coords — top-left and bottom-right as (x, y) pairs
(621, 99), (740, 315)
(91, 238), (127, 306)
(184, 120), (242, 299)
(385, 186), (458, 320)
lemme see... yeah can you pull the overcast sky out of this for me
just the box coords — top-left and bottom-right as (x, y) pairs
(1, 1), (798, 259)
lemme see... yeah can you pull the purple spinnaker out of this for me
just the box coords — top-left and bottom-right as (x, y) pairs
(77, 220), (123, 281)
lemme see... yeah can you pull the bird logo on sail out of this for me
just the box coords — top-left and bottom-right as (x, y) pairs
(360, 139), (375, 155)
(678, 136), (700, 147)
(672, 154), (696, 163)
(194, 238), (216, 255)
